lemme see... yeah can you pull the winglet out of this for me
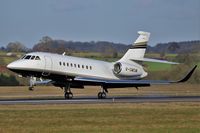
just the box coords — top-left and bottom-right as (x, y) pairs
(174, 65), (197, 83)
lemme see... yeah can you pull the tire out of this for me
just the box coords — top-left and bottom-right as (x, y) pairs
(98, 92), (102, 99)
(69, 92), (73, 99)
(65, 92), (73, 99)
(101, 92), (106, 99)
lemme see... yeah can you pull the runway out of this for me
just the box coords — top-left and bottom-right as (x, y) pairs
(0, 95), (200, 105)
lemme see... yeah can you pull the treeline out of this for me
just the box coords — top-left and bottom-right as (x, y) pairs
(0, 74), (19, 86)
(147, 40), (200, 54)
(0, 41), (29, 52)
(1, 36), (200, 55)
(31, 37), (200, 55)
(32, 36), (128, 56)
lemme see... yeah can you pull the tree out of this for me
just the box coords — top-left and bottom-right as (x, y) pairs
(6, 42), (28, 52)
(0, 74), (19, 86)
(112, 51), (118, 58)
(168, 42), (180, 53)
(33, 36), (57, 53)
(0, 46), (5, 51)
(175, 54), (198, 66)
(39, 36), (53, 44)
(159, 50), (166, 59)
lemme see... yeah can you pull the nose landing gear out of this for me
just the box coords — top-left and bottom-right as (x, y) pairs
(29, 76), (36, 91)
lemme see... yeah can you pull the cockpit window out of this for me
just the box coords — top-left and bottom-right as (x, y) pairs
(21, 55), (26, 59)
(31, 56), (35, 60)
(35, 56), (40, 60)
(24, 55), (31, 59)
(20, 54), (41, 60)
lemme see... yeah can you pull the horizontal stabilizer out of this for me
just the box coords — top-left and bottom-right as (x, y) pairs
(131, 58), (179, 64)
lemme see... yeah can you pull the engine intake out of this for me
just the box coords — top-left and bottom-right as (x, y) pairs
(113, 62), (142, 77)
(113, 62), (122, 74)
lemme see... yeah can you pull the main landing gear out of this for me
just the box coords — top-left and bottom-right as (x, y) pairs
(98, 86), (108, 99)
(63, 84), (73, 99)
(62, 84), (108, 99)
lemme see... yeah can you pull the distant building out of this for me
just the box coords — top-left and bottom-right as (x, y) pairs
(6, 52), (13, 56)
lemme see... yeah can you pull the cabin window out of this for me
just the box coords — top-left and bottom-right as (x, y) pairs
(86, 66), (88, 69)
(70, 63), (73, 67)
(59, 62), (62, 66)
(74, 64), (76, 67)
(82, 65), (84, 69)
(35, 56), (40, 60)
(31, 56), (35, 60)
(90, 66), (92, 70)
(25, 55), (31, 59)
(78, 64), (80, 68)
(63, 62), (65, 66)
(67, 63), (69, 66)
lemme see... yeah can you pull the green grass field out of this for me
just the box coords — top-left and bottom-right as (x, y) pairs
(0, 85), (200, 133)
(0, 103), (200, 133)
(144, 62), (172, 71)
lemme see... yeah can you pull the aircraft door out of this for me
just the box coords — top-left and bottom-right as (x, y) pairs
(43, 56), (52, 76)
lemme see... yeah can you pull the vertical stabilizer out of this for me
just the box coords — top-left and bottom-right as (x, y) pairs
(119, 31), (150, 62)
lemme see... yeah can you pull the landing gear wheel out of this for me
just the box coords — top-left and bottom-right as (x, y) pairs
(98, 92), (106, 99)
(98, 92), (102, 99)
(98, 86), (108, 99)
(101, 92), (106, 98)
(29, 86), (34, 91)
(64, 92), (73, 99)
(69, 92), (73, 99)
(63, 83), (73, 99)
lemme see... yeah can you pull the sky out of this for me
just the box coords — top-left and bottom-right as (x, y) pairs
(0, 0), (199, 48)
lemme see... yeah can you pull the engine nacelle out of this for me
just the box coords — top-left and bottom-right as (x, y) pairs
(113, 62), (143, 77)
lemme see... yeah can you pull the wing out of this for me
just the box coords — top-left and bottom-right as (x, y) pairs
(74, 65), (197, 88)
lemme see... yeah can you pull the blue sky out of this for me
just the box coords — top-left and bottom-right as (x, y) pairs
(0, 0), (199, 47)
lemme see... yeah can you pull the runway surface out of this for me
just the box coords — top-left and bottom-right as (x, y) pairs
(0, 95), (200, 105)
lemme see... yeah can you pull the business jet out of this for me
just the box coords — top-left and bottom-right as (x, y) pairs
(7, 31), (197, 99)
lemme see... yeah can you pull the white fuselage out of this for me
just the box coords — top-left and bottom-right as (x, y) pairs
(7, 52), (147, 80)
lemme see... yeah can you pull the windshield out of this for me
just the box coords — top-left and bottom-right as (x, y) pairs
(21, 55), (41, 60)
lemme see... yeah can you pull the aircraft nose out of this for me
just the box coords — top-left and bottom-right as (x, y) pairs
(7, 61), (24, 73)
(7, 61), (20, 70)
(7, 62), (14, 69)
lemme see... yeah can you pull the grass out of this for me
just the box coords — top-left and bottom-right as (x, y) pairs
(1, 57), (17, 64)
(0, 103), (200, 133)
(0, 84), (200, 99)
(144, 62), (172, 71)
(0, 85), (200, 132)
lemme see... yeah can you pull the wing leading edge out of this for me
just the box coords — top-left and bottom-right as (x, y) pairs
(74, 65), (197, 88)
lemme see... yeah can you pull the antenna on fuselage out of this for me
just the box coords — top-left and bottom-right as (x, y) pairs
(62, 52), (66, 56)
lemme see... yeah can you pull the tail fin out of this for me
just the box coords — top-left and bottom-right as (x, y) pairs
(119, 31), (150, 62)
